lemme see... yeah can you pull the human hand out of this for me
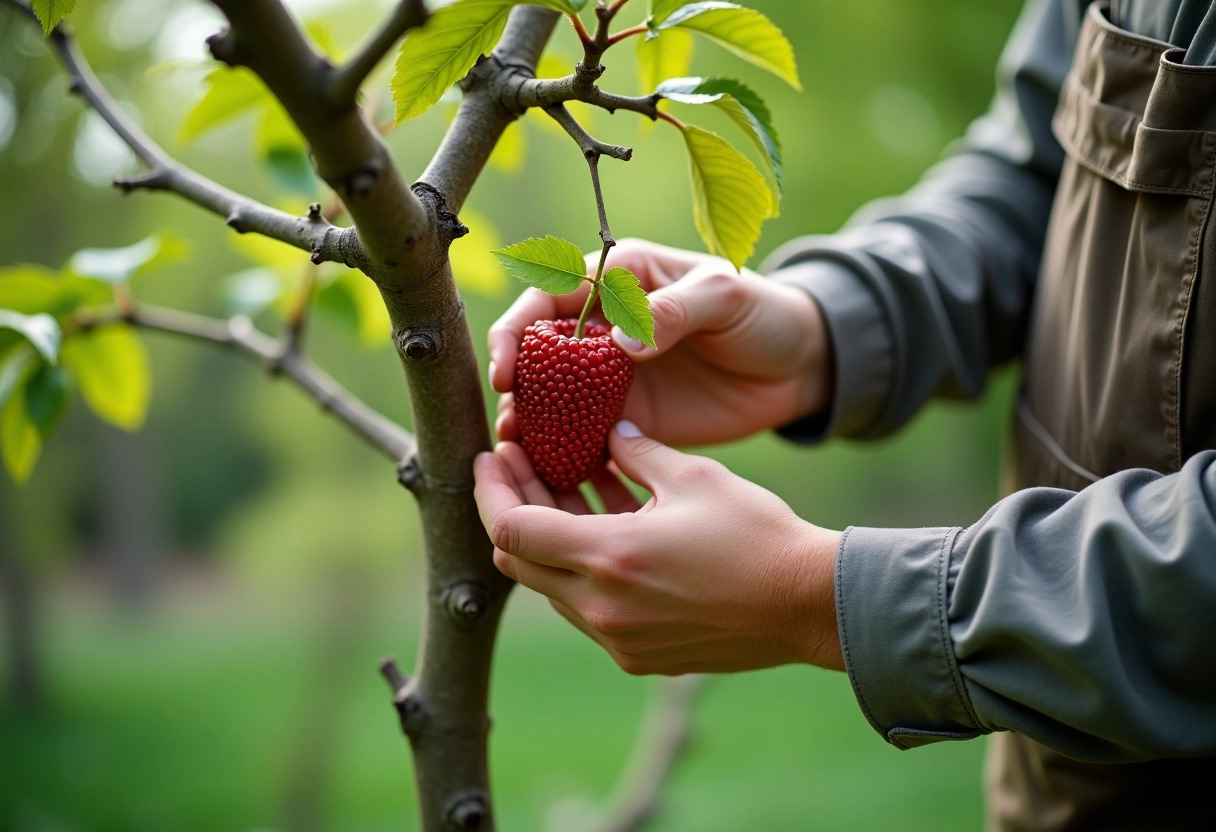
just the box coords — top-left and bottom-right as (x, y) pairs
(487, 240), (834, 447)
(474, 421), (845, 675)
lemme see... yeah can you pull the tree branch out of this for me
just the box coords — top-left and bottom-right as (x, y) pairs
(327, 0), (429, 106)
(589, 676), (707, 832)
(76, 306), (415, 464)
(207, 0), (431, 278)
(0, 1), (361, 266)
(543, 103), (630, 250)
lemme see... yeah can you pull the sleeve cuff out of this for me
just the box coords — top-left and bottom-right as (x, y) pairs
(767, 258), (895, 442)
(835, 525), (985, 749)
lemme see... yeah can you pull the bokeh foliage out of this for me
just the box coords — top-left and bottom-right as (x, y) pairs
(0, 0), (1024, 828)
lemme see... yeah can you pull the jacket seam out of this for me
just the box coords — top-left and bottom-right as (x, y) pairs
(836, 527), (884, 738)
(937, 526), (981, 731)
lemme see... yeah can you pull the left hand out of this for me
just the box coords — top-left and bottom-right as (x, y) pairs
(473, 422), (845, 675)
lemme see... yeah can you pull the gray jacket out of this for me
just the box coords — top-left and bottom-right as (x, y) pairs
(765, 0), (1216, 762)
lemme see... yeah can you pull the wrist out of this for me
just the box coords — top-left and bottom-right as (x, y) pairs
(787, 522), (844, 670)
(774, 282), (835, 421)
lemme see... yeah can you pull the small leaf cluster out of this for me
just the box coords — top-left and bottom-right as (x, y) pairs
(391, 0), (798, 271)
(31, 0), (75, 34)
(0, 235), (184, 482)
(493, 237), (655, 348)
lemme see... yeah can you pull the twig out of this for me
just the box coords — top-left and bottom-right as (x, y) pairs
(76, 305), (415, 463)
(327, 0), (429, 106)
(0, 0), (360, 266)
(589, 675), (707, 832)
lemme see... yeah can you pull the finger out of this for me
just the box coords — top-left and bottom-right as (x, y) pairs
(495, 406), (519, 442)
(496, 441), (558, 509)
(494, 548), (579, 603)
(608, 420), (708, 497)
(488, 287), (590, 392)
(589, 465), (642, 514)
(474, 451), (524, 530)
(611, 263), (744, 361)
(601, 239), (725, 289)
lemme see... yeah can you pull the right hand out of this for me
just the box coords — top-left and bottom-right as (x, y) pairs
(488, 239), (835, 447)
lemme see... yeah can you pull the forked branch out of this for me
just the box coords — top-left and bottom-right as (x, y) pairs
(327, 0), (430, 106)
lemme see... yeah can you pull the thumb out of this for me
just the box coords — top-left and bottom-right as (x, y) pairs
(608, 420), (703, 496)
(611, 264), (740, 361)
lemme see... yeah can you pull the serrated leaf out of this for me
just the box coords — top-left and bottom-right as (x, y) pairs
(0, 310), (61, 364)
(658, 3), (801, 90)
(31, 0), (75, 34)
(178, 68), (268, 145)
(451, 209), (508, 297)
(493, 236), (588, 295)
(658, 76), (781, 212)
(61, 325), (151, 431)
(1, 384), (41, 484)
(682, 125), (771, 269)
(598, 267), (654, 348)
(637, 28), (694, 95)
(393, 0), (514, 124)
(67, 233), (188, 285)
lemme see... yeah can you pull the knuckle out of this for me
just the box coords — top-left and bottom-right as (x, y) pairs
(585, 603), (630, 637)
(488, 511), (521, 554)
(675, 455), (726, 485)
(651, 293), (689, 335)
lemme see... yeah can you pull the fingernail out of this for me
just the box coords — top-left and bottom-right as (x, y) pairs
(615, 420), (642, 439)
(612, 326), (645, 353)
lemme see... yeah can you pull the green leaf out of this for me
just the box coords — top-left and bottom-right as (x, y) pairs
(257, 103), (317, 197)
(31, 0), (75, 34)
(0, 310), (61, 364)
(636, 28), (694, 95)
(682, 125), (771, 269)
(658, 76), (782, 212)
(0, 264), (111, 318)
(598, 267), (655, 348)
(1, 384), (41, 484)
(524, 0), (588, 12)
(392, 0), (514, 124)
(648, 0), (687, 26)
(24, 362), (70, 437)
(657, 3), (801, 90)
(0, 346), (36, 412)
(60, 325), (151, 431)
(224, 268), (286, 317)
(493, 236), (588, 295)
(67, 233), (188, 285)
(178, 68), (268, 145)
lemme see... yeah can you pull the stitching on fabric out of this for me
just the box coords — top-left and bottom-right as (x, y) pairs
(936, 527), (981, 731)
(1056, 81), (1213, 197)
(836, 528), (883, 736)
(1172, 134), (1215, 471)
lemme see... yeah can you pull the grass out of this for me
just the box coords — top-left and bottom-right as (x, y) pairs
(1, 586), (987, 832)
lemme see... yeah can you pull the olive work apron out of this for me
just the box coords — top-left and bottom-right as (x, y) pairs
(990, 2), (1216, 829)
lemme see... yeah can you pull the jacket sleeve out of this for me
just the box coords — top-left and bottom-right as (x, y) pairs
(763, 0), (1084, 441)
(835, 451), (1216, 762)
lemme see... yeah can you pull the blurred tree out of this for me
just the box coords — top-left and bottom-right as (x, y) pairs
(0, 0), (801, 829)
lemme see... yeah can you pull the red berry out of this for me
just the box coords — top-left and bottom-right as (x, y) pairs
(513, 319), (633, 491)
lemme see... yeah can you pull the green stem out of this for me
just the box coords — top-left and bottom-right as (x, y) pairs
(575, 244), (611, 339)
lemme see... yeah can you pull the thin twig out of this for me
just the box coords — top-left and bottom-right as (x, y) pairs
(0, 0), (360, 266)
(76, 305), (415, 463)
(588, 675), (707, 832)
(327, 0), (429, 106)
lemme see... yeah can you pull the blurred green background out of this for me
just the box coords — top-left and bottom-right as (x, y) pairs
(0, 0), (1027, 829)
